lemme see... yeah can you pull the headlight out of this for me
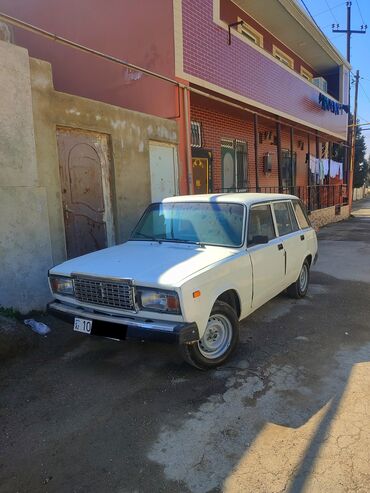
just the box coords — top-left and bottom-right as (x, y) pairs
(136, 287), (181, 314)
(49, 276), (74, 296)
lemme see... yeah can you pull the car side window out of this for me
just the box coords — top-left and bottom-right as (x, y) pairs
(292, 200), (310, 229)
(273, 201), (299, 236)
(247, 204), (276, 246)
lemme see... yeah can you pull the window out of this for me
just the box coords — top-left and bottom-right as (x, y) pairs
(300, 67), (313, 82)
(191, 121), (202, 147)
(281, 149), (297, 189)
(292, 200), (310, 229)
(273, 202), (299, 236)
(221, 139), (248, 191)
(237, 19), (263, 48)
(272, 46), (294, 70)
(247, 204), (276, 246)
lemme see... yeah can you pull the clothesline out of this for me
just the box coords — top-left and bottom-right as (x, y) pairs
(308, 155), (343, 180)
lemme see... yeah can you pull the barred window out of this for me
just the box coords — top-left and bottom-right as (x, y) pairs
(191, 121), (202, 147)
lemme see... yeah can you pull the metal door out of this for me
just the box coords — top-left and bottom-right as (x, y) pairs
(57, 127), (115, 259)
(149, 142), (178, 202)
(191, 148), (212, 194)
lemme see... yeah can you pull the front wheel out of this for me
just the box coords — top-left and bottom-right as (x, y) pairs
(179, 301), (239, 370)
(287, 260), (310, 299)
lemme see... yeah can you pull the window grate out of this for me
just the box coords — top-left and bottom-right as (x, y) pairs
(191, 121), (202, 147)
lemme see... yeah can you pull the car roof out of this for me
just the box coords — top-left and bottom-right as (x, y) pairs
(161, 193), (298, 206)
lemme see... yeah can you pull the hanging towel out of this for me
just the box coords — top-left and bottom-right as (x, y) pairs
(309, 155), (316, 174)
(323, 159), (329, 177)
(339, 162), (343, 180)
(319, 159), (325, 181)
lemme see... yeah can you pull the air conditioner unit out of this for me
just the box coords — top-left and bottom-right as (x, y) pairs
(312, 77), (328, 93)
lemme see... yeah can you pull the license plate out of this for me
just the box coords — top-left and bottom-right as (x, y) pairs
(74, 317), (93, 334)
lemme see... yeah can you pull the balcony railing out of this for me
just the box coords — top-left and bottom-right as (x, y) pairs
(214, 185), (348, 212)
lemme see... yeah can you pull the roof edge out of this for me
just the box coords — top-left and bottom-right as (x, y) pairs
(279, 0), (351, 70)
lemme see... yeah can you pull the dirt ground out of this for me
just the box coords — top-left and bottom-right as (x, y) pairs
(1, 198), (370, 493)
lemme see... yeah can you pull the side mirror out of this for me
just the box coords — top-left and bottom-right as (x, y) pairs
(250, 235), (269, 246)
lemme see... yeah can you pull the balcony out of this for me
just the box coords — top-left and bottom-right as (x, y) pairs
(214, 184), (348, 212)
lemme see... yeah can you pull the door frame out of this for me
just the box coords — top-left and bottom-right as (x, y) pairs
(56, 126), (116, 258)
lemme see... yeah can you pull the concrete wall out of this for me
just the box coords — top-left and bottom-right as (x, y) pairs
(310, 205), (350, 229)
(0, 40), (178, 313)
(353, 186), (368, 201)
(0, 41), (53, 313)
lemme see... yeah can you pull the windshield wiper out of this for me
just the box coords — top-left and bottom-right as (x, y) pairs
(166, 238), (205, 248)
(132, 232), (162, 243)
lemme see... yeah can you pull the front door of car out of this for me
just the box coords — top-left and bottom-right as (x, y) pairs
(272, 201), (304, 285)
(247, 204), (285, 310)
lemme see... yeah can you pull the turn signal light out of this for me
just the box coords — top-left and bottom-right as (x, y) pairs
(193, 290), (201, 298)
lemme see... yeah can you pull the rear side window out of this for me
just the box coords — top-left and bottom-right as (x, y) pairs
(248, 204), (276, 246)
(273, 201), (299, 236)
(293, 200), (310, 229)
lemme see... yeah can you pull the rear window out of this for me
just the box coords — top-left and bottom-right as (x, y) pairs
(273, 201), (299, 236)
(292, 200), (310, 229)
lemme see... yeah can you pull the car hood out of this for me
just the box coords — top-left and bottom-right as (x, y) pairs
(50, 241), (240, 287)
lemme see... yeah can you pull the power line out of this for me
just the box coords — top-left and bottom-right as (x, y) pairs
(354, 0), (366, 26)
(300, 0), (327, 34)
(359, 81), (370, 106)
(324, 0), (339, 24)
(312, 1), (346, 18)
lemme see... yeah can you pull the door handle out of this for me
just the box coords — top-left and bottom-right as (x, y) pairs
(300, 234), (305, 241)
(278, 243), (284, 250)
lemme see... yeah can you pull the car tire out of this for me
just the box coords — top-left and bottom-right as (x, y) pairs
(179, 301), (239, 370)
(287, 259), (310, 299)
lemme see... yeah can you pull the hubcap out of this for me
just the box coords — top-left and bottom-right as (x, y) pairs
(299, 264), (308, 292)
(198, 314), (233, 359)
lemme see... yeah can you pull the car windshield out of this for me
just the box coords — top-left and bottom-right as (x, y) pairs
(131, 202), (245, 247)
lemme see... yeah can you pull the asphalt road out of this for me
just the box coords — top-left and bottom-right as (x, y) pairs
(1, 198), (370, 493)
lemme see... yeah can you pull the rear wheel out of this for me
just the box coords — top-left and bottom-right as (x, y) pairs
(179, 301), (239, 370)
(287, 260), (310, 299)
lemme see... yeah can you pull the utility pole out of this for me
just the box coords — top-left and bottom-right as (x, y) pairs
(348, 70), (360, 210)
(332, 2), (366, 186)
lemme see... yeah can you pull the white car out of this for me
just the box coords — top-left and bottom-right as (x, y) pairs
(48, 193), (317, 369)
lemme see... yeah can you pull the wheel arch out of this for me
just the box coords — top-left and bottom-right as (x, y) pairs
(215, 289), (241, 318)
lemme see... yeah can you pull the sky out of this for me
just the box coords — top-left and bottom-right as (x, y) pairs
(297, 0), (370, 155)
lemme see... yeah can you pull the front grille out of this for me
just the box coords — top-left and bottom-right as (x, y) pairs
(73, 276), (135, 311)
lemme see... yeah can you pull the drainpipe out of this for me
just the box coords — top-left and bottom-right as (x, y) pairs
(276, 120), (283, 192)
(183, 86), (194, 194)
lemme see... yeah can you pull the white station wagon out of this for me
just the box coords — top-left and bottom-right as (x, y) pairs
(48, 193), (318, 369)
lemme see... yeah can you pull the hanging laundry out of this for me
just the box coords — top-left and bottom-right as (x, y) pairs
(339, 162), (343, 180)
(322, 158), (329, 177)
(319, 159), (325, 182)
(309, 154), (316, 174)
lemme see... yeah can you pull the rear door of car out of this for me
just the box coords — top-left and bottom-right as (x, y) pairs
(271, 200), (304, 286)
(247, 203), (286, 310)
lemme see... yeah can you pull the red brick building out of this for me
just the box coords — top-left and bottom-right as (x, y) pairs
(177, 0), (350, 214)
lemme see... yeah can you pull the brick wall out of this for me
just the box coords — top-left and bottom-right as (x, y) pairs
(219, 0), (317, 79)
(191, 101), (308, 192)
(182, 0), (347, 139)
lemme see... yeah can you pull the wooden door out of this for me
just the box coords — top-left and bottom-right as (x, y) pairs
(149, 142), (178, 202)
(57, 128), (115, 259)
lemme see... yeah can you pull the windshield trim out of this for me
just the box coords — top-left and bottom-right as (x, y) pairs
(129, 201), (247, 249)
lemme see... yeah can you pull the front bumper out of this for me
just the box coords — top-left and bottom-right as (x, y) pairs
(47, 301), (199, 344)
